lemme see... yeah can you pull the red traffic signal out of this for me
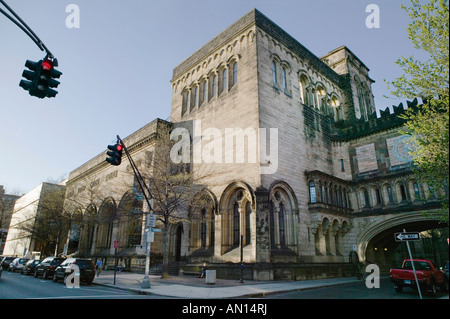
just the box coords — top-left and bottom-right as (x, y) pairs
(19, 58), (62, 98)
(106, 143), (123, 166)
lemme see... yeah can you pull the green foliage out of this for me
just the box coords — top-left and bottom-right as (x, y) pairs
(387, 0), (449, 222)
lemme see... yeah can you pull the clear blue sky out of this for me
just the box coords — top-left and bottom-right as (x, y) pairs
(0, 0), (425, 194)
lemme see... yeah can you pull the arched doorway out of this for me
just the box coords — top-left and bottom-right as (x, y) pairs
(357, 212), (449, 272)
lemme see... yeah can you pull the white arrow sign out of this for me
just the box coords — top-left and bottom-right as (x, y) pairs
(395, 232), (420, 242)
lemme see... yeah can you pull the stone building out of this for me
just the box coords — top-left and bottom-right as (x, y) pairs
(62, 9), (446, 280)
(2, 182), (65, 259)
(0, 185), (20, 255)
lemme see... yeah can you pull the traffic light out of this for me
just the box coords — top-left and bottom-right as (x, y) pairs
(106, 143), (123, 166)
(19, 59), (42, 95)
(38, 59), (62, 98)
(19, 59), (62, 98)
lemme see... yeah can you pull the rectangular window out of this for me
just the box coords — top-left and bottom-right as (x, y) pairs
(233, 62), (238, 85)
(282, 67), (287, 89)
(212, 75), (217, 97)
(222, 69), (227, 92)
(272, 61), (277, 84)
(340, 159), (345, 172)
(202, 81), (207, 104)
(194, 86), (198, 107)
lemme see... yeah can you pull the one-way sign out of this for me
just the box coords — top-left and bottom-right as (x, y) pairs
(395, 232), (420, 242)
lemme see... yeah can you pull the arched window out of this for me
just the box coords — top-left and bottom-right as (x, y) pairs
(202, 80), (207, 104)
(233, 62), (238, 83)
(222, 69), (227, 93)
(193, 85), (199, 108)
(272, 61), (278, 84)
(282, 67), (287, 90)
(185, 90), (190, 112)
(245, 202), (251, 246)
(363, 188), (370, 208)
(211, 74), (217, 98)
(399, 184), (407, 201)
(316, 85), (326, 113)
(413, 182), (421, 200)
(278, 203), (286, 246)
(201, 208), (207, 248)
(299, 74), (309, 105)
(233, 203), (240, 246)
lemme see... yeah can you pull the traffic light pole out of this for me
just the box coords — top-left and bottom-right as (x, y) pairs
(116, 135), (153, 288)
(0, 0), (55, 60)
(116, 136), (153, 212)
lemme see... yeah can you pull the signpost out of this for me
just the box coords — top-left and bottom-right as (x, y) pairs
(395, 230), (422, 299)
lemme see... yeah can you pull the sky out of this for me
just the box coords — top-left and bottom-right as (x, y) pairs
(0, 0), (427, 195)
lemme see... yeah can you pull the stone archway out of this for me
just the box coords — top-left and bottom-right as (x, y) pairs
(356, 211), (448, 269)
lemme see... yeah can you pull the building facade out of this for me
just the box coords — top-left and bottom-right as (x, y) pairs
(0, 186), (20, 255)
(2, 183), (65, 259)
(58, 9), (446, 280)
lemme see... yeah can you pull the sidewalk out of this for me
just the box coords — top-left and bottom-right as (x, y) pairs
(92, 270), (364, 298)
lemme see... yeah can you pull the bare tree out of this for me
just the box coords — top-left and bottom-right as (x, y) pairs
(128, 121), (216, 278)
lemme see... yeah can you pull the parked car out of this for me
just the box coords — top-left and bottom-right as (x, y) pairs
(8, 257), (30, 272)
(0, 266), (3, 279)
(1, 256), (16, 269)
(53, 258), (95, 285)
(390, 259), (448, 296)
(21, 259), (42, 275)
(34, 257), (66, 279)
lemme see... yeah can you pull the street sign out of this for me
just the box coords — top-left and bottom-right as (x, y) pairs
(395, 232), (420, 242)
(151, 228), (161, 232)
(148, 214), (156, 228)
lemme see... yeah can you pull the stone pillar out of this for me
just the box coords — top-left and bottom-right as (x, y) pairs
(253, 187), (273, 280)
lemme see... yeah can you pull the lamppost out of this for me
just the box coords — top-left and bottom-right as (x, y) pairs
(240, 235), (244, 284)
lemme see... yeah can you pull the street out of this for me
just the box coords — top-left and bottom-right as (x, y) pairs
(0, 269), (166, 299)
(264, 277), (449, 299)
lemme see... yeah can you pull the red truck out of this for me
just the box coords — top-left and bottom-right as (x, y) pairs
(390, 259), (449, 296)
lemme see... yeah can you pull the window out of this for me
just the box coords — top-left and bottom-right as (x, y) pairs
(185, 90), (190, 112)
(201, 81), (207, 105)
(245, 202), (251, 246)
(233, 62), (238, 85)
(387, 186), (394, 203)
(399, 184), (407, 201)
(211, 74), (217, 98)
(340, 159), (345, 172)
(413, 182), (421, 200)
(299, 74), (309, 105)
(309, 181), (317, 203)
(272, 61), (277, 84)
(282, 67), (287, 90)
(193, 86), (198, 107)
(375, 188), (382, 205)
(278, 203), (285, 246)
(222, 69), (227, 92)
(201, 209), (207, 248)
(233, 203), (240, 246)
(363, 189), (370, 208)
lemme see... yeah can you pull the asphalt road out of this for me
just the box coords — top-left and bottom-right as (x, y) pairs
(264, 277), (449, 299)
(0, 269), (165, 299)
